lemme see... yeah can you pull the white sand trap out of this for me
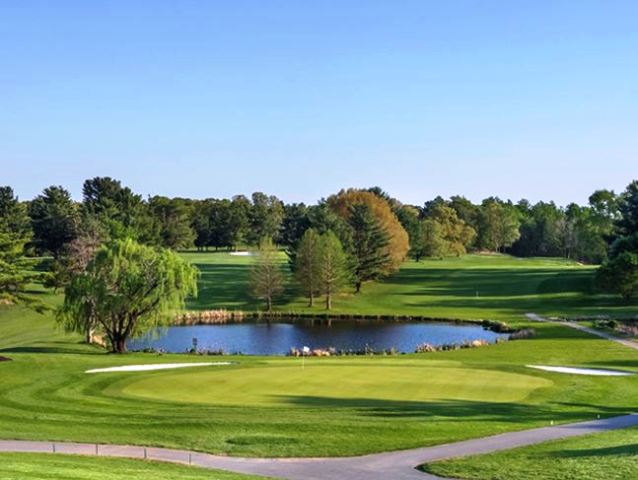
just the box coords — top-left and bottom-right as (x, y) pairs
(86, 362), (232, 374)
(527, 365), (634, 376)
(229, 251), (252, 256)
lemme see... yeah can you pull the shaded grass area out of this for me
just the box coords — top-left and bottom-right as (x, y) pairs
(0, 453), (267, 480)
(183, 252), (637, 321)
(422, 427), (638, 480)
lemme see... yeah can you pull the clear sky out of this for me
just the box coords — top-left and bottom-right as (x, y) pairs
(2, 1), (637, 206)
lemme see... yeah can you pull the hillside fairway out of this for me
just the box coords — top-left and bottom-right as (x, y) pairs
(186, 252), (637, 321)
(423, 426), (638, 480)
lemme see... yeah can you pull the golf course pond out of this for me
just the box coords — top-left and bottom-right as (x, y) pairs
(128, 318), (508, 355)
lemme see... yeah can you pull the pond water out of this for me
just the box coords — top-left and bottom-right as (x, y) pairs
(128, 319), (507, 355)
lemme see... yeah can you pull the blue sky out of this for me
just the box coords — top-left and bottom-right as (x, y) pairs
(1, 1), (637, 206)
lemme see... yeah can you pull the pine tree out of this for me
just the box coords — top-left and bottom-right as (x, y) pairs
(318, 231), (350, 310)
(0, 187), (44, 310)
(348, 204), (391, 292)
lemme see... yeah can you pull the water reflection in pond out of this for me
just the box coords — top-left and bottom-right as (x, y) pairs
(128, 319), (507, 355)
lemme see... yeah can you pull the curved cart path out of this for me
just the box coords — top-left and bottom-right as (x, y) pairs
(1, 414), (638, 479)
(526, 313), (638, 350)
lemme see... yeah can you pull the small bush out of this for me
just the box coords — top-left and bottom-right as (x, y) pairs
(509, 328), (536, 340)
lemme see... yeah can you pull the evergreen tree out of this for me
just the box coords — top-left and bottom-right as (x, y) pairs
(317, 231), (350, 310)
(0, 187), (44, 310)
(28, 186), (79, 257)
(148, 196), (195, 250)
(348, 204), (391, 292)
(617, 180), (638, 236)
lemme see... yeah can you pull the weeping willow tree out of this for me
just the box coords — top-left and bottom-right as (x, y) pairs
(58, 238), (198, 352)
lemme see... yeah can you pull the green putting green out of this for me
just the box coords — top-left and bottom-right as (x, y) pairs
(114, 363), (552, 406)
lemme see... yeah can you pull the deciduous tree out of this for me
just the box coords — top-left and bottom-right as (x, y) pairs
(249, 238), (284, 311)
(596, 251), (638, 300)
(294, 228), (321, 306)
(58, 239), (198, 352)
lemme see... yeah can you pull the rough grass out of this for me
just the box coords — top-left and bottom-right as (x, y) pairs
(184, 252), (638, 321)
(0, 453), (267, 480)
(422, 427), (638, 480)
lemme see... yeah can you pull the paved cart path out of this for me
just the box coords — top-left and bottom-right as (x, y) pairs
(526, 312), (638, 350)
(2, 414), (638, 479)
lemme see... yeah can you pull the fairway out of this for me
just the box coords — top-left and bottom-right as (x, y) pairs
(115, 363), (553, 406)
(185, 252), (637, 321)
(1, 255), (637, 461)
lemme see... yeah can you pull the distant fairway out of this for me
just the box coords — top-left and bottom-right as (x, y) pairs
(115, 362), (552, 406)
(185, 252), (636, 321)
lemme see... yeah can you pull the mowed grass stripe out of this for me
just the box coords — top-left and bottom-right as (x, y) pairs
(1, 255), (637, 457)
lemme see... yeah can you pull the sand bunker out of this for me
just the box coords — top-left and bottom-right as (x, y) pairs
(527, 365), (633, 376)
(229, 251), (252, 256)
(85, 362), (232, 374)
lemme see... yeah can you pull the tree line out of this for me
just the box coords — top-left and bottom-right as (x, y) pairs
(1, 177), (637, 352)
(4, 177), (629, 262)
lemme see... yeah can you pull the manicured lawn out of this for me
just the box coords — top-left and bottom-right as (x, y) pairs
(422, 427), (638, 480)
(0, 453), (267, 480)
(1, 320), (637, 457)
(117, 363), (552, 406)
(184, 252), (637, 321)
(1, 253), (637, 466)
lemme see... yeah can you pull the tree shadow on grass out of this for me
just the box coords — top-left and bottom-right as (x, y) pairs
(588, 360), (638, 369)
(549, 444), (638, 458)
(274, 396), (632, 423)
(0, 342), (103, 355)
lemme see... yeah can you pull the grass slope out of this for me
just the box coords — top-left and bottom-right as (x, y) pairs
(1, 321), (637, 457)
(186, 252), (637, 321)
(0, 453), (268, 480)
(423, 427), (638, 480)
